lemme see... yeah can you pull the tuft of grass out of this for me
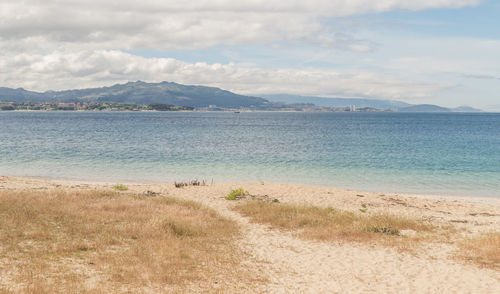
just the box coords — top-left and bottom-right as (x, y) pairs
(225, 188), (248, 200)
(162, 218), (204, 237)
(368, 226), (400, 235)
(233, 200), (433, 245)
(457, 232), (500, 269)
(0, 189), (242, 293)
(113, 184), (128, 191)
(174, 180), (207, 188)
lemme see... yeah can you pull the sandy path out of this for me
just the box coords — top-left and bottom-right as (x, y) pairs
(1, 176), (499, 293)
(155, 182), (500, 293)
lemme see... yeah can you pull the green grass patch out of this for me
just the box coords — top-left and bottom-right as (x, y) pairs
(113, 184), (128, 191)
(225, 188), (248, 200)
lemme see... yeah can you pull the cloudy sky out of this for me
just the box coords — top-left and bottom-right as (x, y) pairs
(1, 0), (499, 109)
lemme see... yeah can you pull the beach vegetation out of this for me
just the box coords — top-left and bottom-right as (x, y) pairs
(368, 226), (400, 235)
(145, 190), (159, 196)
(225, 188), (248, 200)
(457, 232), (500, 269)
(0, 189), (243, 292)
(233, 200), (433, 245)
(113, 183), (128, 191)
(174, 179), (206, 188)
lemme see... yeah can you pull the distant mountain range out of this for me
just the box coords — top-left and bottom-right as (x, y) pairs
(261, 94), (411, 109)
(261, 94), (483, 112)
(397, 104), (482, 112)
(0, 81), (483, 112)
(0, 81), (268, 108)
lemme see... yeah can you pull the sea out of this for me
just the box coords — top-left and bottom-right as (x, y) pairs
(1, 111), (499, 197)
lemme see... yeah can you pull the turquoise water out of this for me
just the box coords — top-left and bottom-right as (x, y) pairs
(1, 111), (499, 197)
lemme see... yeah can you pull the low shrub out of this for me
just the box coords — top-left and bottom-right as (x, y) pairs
(225, 188), (248, 200)
(113, 184), (128, 191)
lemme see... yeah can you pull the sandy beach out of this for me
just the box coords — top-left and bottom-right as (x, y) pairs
(1, 175), (499, 293)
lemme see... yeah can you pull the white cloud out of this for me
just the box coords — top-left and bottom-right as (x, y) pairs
(462, 74), (500, 80)
(0, 0), (481, 51)
(0, 49), (450, 100)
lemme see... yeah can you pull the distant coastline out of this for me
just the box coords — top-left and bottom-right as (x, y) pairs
(4, 101), (487, 113)
(0, 101), (393, 112)
(0, 81), (484, 112)
(0, 102), (193, 112)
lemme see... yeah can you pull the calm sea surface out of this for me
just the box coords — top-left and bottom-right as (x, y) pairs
(1, 111), (499, 197)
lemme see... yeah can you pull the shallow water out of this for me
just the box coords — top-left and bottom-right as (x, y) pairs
(1, 111), (499, 197)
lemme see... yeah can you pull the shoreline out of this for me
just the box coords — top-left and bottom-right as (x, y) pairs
(4, 109), (499, 113)
(2, 174), (499, 206)
(5, 173), (500, 205)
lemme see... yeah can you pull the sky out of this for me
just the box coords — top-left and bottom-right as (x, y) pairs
(1, 0), (499, 109)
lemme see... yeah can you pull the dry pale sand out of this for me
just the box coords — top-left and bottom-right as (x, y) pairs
(1, 176), (499, 293)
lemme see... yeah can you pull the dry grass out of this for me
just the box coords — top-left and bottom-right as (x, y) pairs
(457, 232), (500, 269)
(0, 189), (243, 293)
(233, 200), (434, 245)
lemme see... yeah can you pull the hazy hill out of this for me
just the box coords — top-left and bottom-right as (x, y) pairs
(451, 106), (483, 112)
(0, 81), (268, 108)
(397, 104), (482, 112)
(0, 87), (48, 102)
(397, 104), (451, 112)
(261, 94), (411, 109)
(263, 94), (483, 112)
